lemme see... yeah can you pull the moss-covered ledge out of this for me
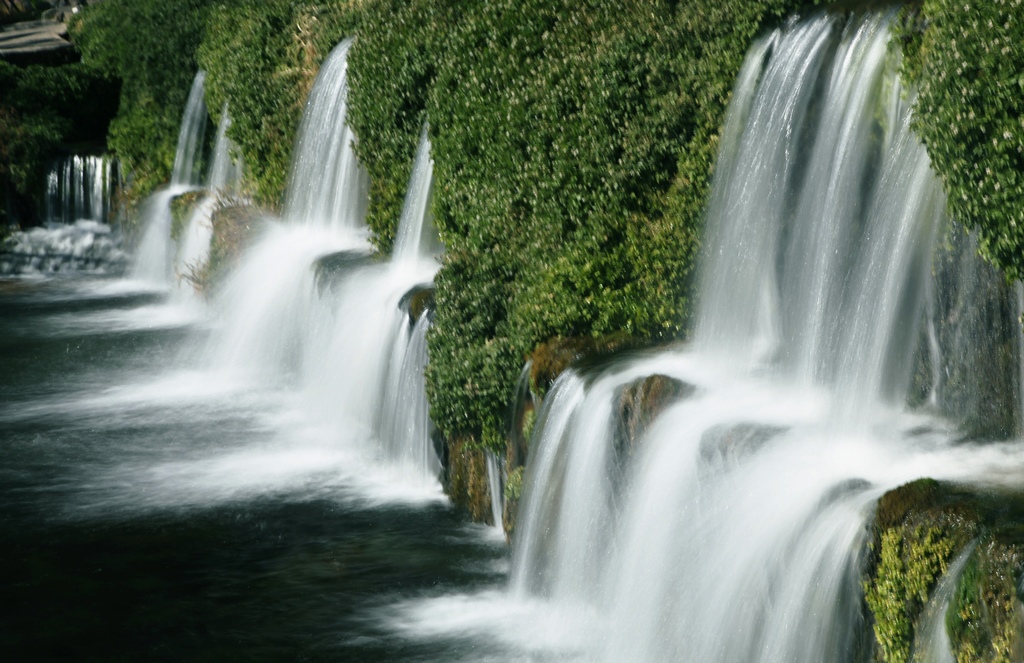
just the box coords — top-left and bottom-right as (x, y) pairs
(865, 479), (1024, 663)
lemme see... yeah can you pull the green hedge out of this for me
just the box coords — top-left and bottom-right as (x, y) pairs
(898, 0), (1024, 280)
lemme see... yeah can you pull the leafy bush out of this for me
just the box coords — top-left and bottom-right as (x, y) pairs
(898, 0), (1024, 280)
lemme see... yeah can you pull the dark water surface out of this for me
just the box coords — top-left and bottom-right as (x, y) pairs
(0, 277), (509, 662)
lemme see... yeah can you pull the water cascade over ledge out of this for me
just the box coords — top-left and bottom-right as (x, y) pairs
(203, 39), (440, 488)
(207, 38), (369, 378)
(508, 12), (1024, 663)
(128, 71), (210, 287)
(45, 155), (118, 227)
(175, 107), (245, 292)
(302, 125), (442, 485)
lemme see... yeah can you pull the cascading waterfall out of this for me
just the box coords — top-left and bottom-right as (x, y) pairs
(170, 71), (209, 188)
(509, 12), (1024, 663)
(0, 154), (125, 275)
(45, 154), (117, 226)
(175, 107), (245, 291)
(208, 38), (369, 378)
(485, 451), (504, 530)
(913, 543), (975, 663)
(303, 126), (441, 483)
(128, 71), (209, 287)
(284, 38), (368, 233)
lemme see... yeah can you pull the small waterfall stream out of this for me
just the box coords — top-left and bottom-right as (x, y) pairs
(175, 108), (245, 291)
(1, 154), (124, 276)
(301, 126), (441, 484)
(45, 154), (117, 226)
(128, 71), (209, 287)
(205, 40), (441, 487)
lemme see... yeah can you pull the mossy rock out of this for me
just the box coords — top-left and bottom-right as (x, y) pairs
(311, 250), (376, 295)
(444, 435), (495, 526)
(398, 284), (434, 325)
(614, 374), (694, 458)
(947, 538), (1024, 663)
(865, 480), (1024, 663)
(501, 463), (523, 539)
(189, 202), (265, 292)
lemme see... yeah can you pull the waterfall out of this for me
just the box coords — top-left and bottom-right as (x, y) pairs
(205, 106), (245, 193)
(207, 39), (369, 377)
(44, 155), (117, 226)
(171, 71), (208, 188)
(284, 38), (369, 234)
(0, 154), (125, 276)
(913, 543), (975, 663)
(175, 108), (245, 291)
(485, 451), (504, 530)
(509, 12), (1024, 663)
(301, 127), (441, 482)
(128, 70), (209, 287)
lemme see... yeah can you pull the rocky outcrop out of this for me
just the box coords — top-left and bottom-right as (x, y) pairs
(909, 224), (1022, 439)
(529, 333), (639, 397)
(443, 435), (495, 525)
(614, 374), (693, 458)
(189, 202), (263, 291)
(398, 284), (433, 325)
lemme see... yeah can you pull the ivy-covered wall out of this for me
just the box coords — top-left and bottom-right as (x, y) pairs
(19, 0), (1020, 454)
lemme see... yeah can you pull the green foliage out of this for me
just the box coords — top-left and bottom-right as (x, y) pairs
(344, 0), (807, 450)
(865, 526), (958, 663)
(199, 0), (363, 208)
(504, 465), (524, 503)
(897, 0), (1024, 280)
(71, 0), (212, 203)
(169, 190), (204, 241)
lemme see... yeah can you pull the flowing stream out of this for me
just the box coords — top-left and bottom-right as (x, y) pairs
(4, 11), (1024, 663)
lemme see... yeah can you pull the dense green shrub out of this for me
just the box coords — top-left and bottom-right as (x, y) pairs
(199, 0), (363, 208)
(343, 0), (807, 450)
(70, 0), (211, 204)
(897, 0), (1024, 280)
